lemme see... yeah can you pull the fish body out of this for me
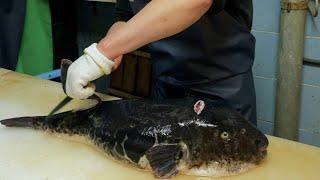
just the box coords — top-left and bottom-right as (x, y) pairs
(0, 98), (268, 178)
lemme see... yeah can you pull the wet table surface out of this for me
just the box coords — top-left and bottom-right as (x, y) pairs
(0, 68), (320, 180)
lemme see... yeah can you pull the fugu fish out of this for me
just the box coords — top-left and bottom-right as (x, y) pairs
(0, 98), (268, 178)
(0, 60), (268, 178)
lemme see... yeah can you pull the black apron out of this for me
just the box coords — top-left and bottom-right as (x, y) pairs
(0, 0), (26, 70)
(129, 0), (257, 125)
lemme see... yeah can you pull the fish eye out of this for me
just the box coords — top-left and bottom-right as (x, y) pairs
(240, 128), (246, 134)
(220, 131), (229, 140)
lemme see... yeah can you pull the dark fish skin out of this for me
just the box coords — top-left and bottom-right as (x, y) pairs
(0, 98), (268, 178)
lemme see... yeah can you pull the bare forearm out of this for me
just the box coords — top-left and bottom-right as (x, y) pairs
(97, 0), (213, 60)
(105, 21), (126, 38)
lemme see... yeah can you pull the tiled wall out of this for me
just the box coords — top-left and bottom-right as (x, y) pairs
(252, 0), (320, 146)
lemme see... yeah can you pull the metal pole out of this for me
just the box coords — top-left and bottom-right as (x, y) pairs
(275, 0), (308, 140)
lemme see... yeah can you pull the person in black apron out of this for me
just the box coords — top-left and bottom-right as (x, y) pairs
(65, 0), (257, 125)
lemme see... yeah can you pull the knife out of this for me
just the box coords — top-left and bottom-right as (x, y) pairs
(46, 96), (72, 117)
(44, 59), (73, 122)
(45, 59), (102, 123)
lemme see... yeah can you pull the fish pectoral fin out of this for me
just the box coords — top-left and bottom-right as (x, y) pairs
(146, 145), (182, 178)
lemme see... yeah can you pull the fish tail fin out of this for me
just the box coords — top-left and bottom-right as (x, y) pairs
(1, 59), (96, 133)
(0, 116), (43, 128)
(1, 110), (90, 135)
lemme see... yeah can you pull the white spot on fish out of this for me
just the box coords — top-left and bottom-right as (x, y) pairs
(141, 125), (172, 137)
(194, 121), (216, 128)
(159, 125), (172, 135)
(178, 119), (217, 128)
(138, 155), (150, 169)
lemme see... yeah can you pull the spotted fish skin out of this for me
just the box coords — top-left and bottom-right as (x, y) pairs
(0, 98), (269, 178)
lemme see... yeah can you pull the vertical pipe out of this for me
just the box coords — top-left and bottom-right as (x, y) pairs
(275, 0), (307, 140)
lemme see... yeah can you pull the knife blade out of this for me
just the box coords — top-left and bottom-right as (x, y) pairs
(44, 96), (72, 123)
(44, 59), (102, 123)
(44, 59), (73, 123)
(48, 96), (72, 116)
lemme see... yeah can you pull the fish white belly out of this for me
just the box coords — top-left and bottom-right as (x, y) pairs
(178, 161), (256, 177)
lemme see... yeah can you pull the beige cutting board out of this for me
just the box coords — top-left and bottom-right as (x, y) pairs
(0, 68), (319, 180)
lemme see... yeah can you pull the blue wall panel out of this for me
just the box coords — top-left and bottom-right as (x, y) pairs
(304, 37), (320, 60)
(257, 119), (274, 135)
(299, 130), (320, 147)
(252, 31), (279, 78)
(252, 1), (320, 146)
(299, 85), (320, 134)
(306, 14), (320, 37)
(254, 76), (276, 122)
(252, 0), (280, 33)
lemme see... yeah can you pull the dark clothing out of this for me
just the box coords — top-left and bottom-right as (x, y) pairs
(115, 0), (253, 28)
(115, 0), (257, 125)
(0, 0), (26, 70)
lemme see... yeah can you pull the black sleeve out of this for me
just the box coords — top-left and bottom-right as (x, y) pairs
(114, 0), (134, 22)
(209, 0), (226, 14)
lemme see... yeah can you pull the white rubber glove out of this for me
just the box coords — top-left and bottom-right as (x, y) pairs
(66, 43), (114, 99)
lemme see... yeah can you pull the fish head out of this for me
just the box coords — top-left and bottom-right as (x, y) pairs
(181, 102), (269, 176)
(207, 107), (269, 164)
